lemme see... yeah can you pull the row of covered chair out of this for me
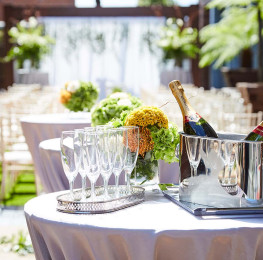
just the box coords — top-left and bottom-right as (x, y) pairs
(0, 84), (65, 200)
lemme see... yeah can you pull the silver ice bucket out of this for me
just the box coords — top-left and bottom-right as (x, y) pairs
(179, 132), (263, 207)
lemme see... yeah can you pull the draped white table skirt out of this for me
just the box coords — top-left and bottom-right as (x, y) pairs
(25, 190), (263, 260)
(20, 113), (91, 192)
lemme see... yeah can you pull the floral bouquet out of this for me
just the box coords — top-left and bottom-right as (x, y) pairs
(2, 16), (55, 69)
(60, 80), (99, 112)
(111, 106), (180, 184)
(91, 92), (143, 126)
(157, 18), (198, 67)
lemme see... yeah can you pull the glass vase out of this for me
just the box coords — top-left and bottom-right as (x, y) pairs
(131, 151), (159, 187)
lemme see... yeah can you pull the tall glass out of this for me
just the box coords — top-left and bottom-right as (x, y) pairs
(60, 131), (81, 201)
(112, 128), (127, 198)
(84, 130), (100, 202)
(185, 136), (201, 177)
(96, 125), (114, 199)
(225, 141), (237, 184)
(122, 126), (139, 194)
(74, 129), (88, 201)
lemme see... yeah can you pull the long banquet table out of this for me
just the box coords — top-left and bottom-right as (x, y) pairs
(20, 113), (91, 192)
(25, 190), (263, 260)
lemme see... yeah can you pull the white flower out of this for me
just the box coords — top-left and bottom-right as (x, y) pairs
(110, 92), (129, 100)
(28, 17), (38, 28)
(176, 19), (184, 28)
(187, 27), (193, 34)
(117, 99), (132, 106)
(67, 80), (80, 93)
(166, 18), (174, 26)
(9, 27), (18, 36)
(19, 20), (28, 28)
(17, 34), (29, 45)
(13, 47), (20, 54)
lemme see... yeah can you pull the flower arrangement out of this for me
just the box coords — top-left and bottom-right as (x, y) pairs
(157, 18), (198, 67)
(91, 92), (143, 126)
(2, 17), (55, 69)
(60, 80), (99, 112)
(111, 106), (180, 182)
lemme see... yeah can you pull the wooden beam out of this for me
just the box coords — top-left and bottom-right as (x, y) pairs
(4, 5), (198, 19)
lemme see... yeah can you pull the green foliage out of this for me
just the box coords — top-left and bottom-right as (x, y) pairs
(158, 183), (176, 190)
(64, 81), (99, 112)
(131, 151), (158, 181)
(110, 110), (130, 128)
(149, 122), (180, 163)
(138, 0), (175, 6)
(2, 17), (55, 69)
(199, 0), (262, 68)
(111, 86), (123, 94)
(0, 231), (34, 256)
(91, 92), (143, 126)
(157, 18), (199, 67)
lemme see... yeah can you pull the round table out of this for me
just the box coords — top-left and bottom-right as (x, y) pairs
(25, 190), (263, 260)
(20, 113), (91, 192)
(39, 138), (180, 193)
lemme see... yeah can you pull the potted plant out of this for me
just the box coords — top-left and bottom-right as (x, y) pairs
(111, 106), (180, 185)
(1, 17), (55, 85)
(2, 17), (55, 69)
(199, 0), (263, 87)
(157, 18), (199, 68)
(60, 80), (99, 113)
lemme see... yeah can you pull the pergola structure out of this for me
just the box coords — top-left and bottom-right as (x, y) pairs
(0, 0), (210, 89)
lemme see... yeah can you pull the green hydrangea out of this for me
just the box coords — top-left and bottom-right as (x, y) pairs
(91, 92), (143, 126)
(64, 81), (99, 112)
(149, 122), (180, 163)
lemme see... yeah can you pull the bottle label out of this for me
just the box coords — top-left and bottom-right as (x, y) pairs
(185, 113), (201, 123)
(253, 125), (263, 137)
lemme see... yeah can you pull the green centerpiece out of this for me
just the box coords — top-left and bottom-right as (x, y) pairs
(91, 92), (143, 126)
(60, 80), (99, 112)
(111, 106), (180, 185)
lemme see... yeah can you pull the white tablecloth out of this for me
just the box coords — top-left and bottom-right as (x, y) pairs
(25, 190), (263, 260)
(39, 138), (180, 193)
(20, 113), (91, 192)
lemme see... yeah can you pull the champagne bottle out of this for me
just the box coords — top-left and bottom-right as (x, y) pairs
(169, 80), (218, 138)
(244, 121), (263, 141)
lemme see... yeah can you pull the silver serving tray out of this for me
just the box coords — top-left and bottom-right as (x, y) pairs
(57, 185), (145, 214)
(163, 190), (263, 217)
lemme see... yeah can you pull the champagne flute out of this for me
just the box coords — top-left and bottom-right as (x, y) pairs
(74, 129), (88, 201)
(225, 141), (237, 184)
(96, 125), (114, 199)
(185, 135), (201, 177)
(60, 131), (81, 201)
(84, 130), (100, 202)
(122, 126), (139, 194)
(201, 139), (210, 175)
(219, 141), (228, 185)
(112, 128), (127, 198)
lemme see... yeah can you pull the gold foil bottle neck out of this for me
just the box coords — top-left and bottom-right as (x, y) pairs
(169, 80), (183, 91)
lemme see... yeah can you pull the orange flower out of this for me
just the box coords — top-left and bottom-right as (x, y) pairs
(60, 89), (71, 104)
(138, 127), (154, 157)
